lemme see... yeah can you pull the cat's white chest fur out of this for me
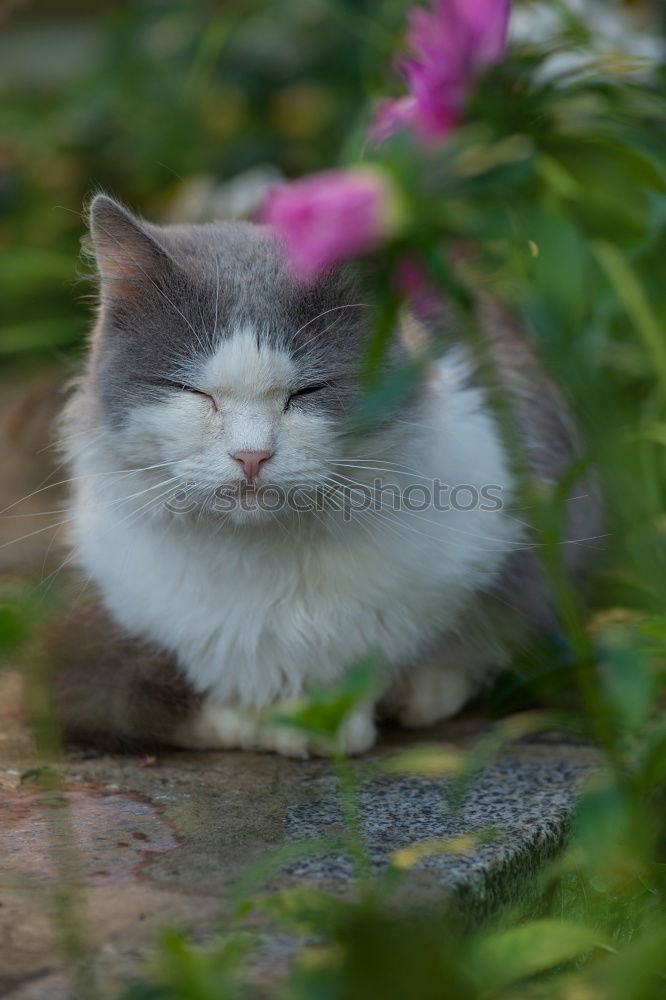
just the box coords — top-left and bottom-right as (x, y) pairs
(70, 353), (520, 710)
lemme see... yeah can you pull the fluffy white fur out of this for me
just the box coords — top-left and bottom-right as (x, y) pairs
(67, 329), (520, 755)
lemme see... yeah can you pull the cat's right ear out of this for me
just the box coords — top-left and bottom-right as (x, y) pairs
(88, 194), (172, 300)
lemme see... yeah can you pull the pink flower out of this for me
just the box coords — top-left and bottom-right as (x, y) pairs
(261, 168), (401, 280)
(370, 0), (512, 144)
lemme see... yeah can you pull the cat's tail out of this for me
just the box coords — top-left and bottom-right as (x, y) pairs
(47, 595), (202, 752)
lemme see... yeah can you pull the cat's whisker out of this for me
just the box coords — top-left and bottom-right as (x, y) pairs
(39, 427), (108, 457)
(4, 475), (181, 523)
(291, 303), (371, 346)
(557, 531), (612, 548)
(35, 548), (79, 595)
(325, 473), (537, 552)
(28, 432), (109, 513)
(1, 460), (189, 517)
(334, 461), (590, 533)
(101, 476), (185, 511)
(319, 483), (383, 546)
(331, 468), (534, 535)
(291, 312), (347, 357)
(308, 498), (349, 546)
(329, 458), (453, 482)
(344, 495), (532, 553)
(323, 484), (429, 546)
(9, 479), (184, 557)
(0, 517), (72, 552)
(331, 472), (598, 551)
(267, 508), (291, 539)
(100, 480), (188, 538)
(35, 480), (189, 594)
(393, 418), (437, 431)
(508, 492), (591, 512)
(331, 463), (536, 531)
(1, 508), (72, 519)
(195, 486), (218, 526)
(213, 253), (221, 342)
(338, 493), (505, 552)
(315, 484), (354, 540)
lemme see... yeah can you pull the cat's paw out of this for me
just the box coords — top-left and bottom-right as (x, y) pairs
(382, 663), (478, 729)
(174, 704), (266, 752)
(174, 703), (376, 758)
(261, 708), (377, 759)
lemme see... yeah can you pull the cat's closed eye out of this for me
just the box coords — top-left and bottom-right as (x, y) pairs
(285, 383), (330, 411)
(147, 378), (217, 408)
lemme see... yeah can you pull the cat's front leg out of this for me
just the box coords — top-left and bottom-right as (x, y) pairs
(173, 700), (376, 758)
(380, 637), (501, 728)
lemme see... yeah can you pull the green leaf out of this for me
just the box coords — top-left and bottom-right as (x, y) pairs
(270, 657), (381, 745)
(258, 888), (352, 936)
(0, 600), (32, 654)
(347, 359), (426, 435)
(120, 985), (171, 1000)
(571, 778), (631, 873)
(469, 918), (604, 989)
(639, 722), (666, 787)
(595, 241), (666, 406)
(602, 927), (666, 1000)
(548, 140), (663, 244)
(538, 154), (581, 199)
(383, 745), (466, 778)
(230, 836), (345, 911)
(596, 625), (656, 732)
(639, 423), (666, 447)
(143, 928), (249, 1000)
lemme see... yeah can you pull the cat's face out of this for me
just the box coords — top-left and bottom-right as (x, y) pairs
(87, 195), (405, 524)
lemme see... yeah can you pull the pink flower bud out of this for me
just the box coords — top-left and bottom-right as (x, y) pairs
(261, 168), (401, 280)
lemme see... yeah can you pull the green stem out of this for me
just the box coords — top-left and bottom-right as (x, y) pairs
(333, 753), (372, 892)
(360, 284), (401, 386)
(595, 241), (666, 411)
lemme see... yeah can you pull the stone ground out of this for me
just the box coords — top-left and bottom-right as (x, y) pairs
(0, 369), (600, 998)
(0, 672), (599, 999)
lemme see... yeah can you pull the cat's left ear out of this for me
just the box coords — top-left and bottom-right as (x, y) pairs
(88, 194), (173, 300)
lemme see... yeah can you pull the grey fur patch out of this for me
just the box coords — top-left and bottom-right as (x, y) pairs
(87, 195), (403, 425)
(463, 293), (603, 648)
(48, 591), (202, 753)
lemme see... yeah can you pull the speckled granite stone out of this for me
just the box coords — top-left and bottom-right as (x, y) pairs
(284, 758), (590, 912)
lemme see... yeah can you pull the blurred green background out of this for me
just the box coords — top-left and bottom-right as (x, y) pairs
(0, 0), (409, 364)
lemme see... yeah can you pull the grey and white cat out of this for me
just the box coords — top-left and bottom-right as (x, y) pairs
(56, 194), (598, 756)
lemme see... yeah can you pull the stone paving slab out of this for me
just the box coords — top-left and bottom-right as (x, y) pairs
(283, 757), (589, 911)
(0, 669), (600, 998)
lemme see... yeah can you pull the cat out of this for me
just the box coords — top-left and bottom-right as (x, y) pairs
(54, 193), (599, 756)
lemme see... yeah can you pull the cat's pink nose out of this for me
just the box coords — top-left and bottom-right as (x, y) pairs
(230, 450), (274, 482)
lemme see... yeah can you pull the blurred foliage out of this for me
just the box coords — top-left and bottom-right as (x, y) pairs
(0, 0), (406, 362)
(3, 1), (666, 999)
(0, 589), (32, 652)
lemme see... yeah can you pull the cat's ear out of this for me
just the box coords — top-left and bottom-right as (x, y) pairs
(88, 194), (172, 300)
